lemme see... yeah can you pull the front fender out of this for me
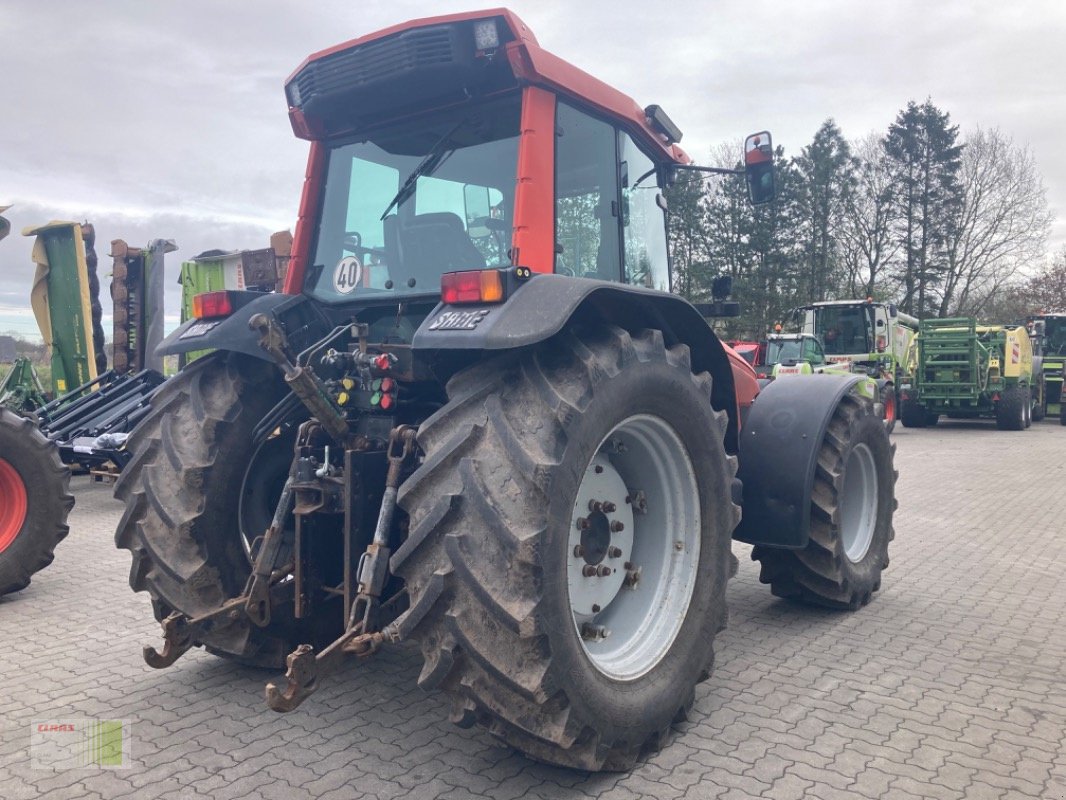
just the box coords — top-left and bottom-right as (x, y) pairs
(734, 373), (868, 549)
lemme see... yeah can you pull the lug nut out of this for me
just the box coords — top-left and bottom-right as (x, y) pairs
(582, 565), (598, 577)
(624, 567), (642, 588)
(608, 546), (622, 558)
(581, 623), (611, 641)
(610, 521), (625, 533)
(573, 545), (585, 558)
(597, 565), (612, 577)
(576, 517), (590, 531)
(603, 502), (617, 513)
(588, 500), (603, 512)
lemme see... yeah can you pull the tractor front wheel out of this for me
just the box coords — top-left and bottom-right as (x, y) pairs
(0, 408), (73, 595)
(751, 393), (896, 610)
(393, 326), (737, 770)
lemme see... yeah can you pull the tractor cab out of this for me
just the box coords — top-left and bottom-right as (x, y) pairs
(763, 333), (831, 377)
(279, 10), (771, 323)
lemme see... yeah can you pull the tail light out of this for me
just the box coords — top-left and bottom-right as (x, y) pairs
(441, 269), (505, 305)
(192, 291), (236, 319)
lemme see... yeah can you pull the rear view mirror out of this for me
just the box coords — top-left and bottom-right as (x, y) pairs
(744, 131), (775, 205)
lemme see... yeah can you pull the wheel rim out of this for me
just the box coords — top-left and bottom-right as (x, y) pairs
(567, 414), (701, 681)
(883, 391), (896, 424)
(0, 458), (28, 555)
(238, 427), (297, 562)
(839, 443), (878, 563)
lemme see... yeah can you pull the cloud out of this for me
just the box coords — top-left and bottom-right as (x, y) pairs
(2, 0), (1063, 333)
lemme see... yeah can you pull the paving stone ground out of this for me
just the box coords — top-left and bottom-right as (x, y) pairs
(2, 419), (1065, 799)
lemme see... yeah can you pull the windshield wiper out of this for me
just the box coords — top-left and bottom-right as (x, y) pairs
(379, 119), (467, 220)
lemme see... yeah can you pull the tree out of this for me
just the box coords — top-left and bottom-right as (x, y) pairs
(666, 169), (712, 300)
(840, 133), (899, 298)
(883, 100), (964, 317)
(938, 127), (1052, 317)
(793, 119), (857, 302)
(1022, 246), (1066, 313)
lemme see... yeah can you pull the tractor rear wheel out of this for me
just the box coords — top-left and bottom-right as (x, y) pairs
(0, 408), (73, 595)
(995, 385), (1027, 431)
(114, 352), (321, 668)
(751, 393), (895, 610)
(393, 326), (737, 770)
(882, 384), (897, 434)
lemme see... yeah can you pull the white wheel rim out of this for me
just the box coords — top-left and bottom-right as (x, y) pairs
(840, 443), (878, 563)
(567, 414), (701, 681)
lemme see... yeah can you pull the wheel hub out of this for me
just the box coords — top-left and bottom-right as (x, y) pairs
(567, 455), (634, 617)
(566, 415), (701, 681)
(840, 443), (878, 563)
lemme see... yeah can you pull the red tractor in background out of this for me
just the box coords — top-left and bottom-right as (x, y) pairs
(116, 9), (896, 770)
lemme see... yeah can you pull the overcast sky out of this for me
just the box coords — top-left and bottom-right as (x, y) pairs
(2, 0), (1064, 339)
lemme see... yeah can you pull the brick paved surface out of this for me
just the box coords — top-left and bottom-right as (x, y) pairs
(2, 420), (1065, 799)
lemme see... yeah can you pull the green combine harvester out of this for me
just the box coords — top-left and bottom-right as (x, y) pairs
(1027, 313), (1066, 425)
(899, 317), (1036, 431)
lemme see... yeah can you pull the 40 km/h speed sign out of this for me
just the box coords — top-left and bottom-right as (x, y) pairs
(333, 256), (362, 294)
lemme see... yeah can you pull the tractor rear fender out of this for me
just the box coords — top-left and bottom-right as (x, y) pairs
(413, 274), (746, 452)
(733, 373), (869, 549)
(156, 292), (322, 361)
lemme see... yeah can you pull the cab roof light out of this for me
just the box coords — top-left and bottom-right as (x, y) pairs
(644, 104), (683, 145)
(473, 19), (500, 50)
(192, 291), (235, 319)
(441, 269), (505, 305)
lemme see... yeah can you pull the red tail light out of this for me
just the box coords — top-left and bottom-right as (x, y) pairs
(441, 270), (505, 305)
(192, 291), (235, 319)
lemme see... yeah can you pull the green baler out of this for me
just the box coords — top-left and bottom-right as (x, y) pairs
(900, 317), (1034, 431)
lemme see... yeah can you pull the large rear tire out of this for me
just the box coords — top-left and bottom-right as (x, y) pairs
(393, 326), (737, 770)
(751, 393), (896, 610)
(114, 352), (318, 667)
(0, 408), (73, 596)
(881, 384), (897, 434)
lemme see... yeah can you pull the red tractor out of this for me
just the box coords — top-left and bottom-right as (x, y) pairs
(116, 9), (896, 770)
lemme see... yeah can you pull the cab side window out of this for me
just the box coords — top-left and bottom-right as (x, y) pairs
(619, 134), (669, 291)
(554, 102), (621, 280)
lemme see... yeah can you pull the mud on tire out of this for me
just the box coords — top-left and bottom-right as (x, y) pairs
(114, 352), (314, 668)
(0, 409), (73, 596)
(752, 393), (896, 610)
(393, 326), (738, 770)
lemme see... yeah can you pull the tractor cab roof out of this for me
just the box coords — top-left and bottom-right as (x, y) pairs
(284, 8), (689, 165)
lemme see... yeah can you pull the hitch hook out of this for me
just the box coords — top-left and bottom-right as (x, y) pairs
(143, 612), (196, 669)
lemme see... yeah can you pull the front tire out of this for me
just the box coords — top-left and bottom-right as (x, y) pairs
(393, 326), (737, 770)
(0, 409), (73, 595)
(751, 393), (896, 610)
(899, 396), (927, 428)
